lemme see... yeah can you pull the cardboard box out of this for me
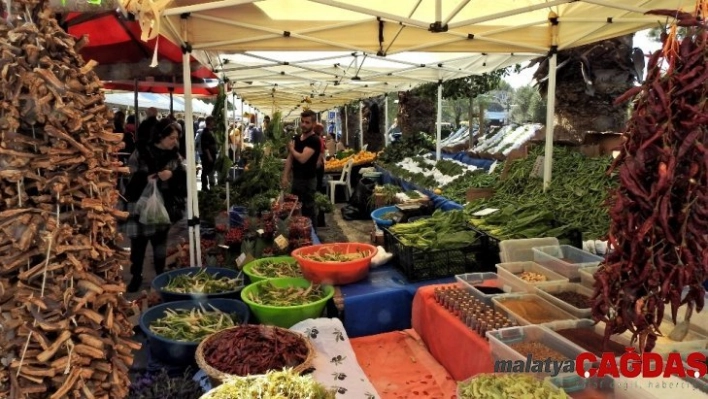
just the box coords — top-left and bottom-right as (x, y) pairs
(466, 188), (495, 202)
(580, 132), (624, 157)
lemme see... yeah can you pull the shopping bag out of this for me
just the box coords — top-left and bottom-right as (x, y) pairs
(136, 180), (170, 225)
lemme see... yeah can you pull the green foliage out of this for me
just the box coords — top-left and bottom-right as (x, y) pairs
(377, 131), (435, 164)
(230, 147), (282, 207)
(315, 192), (334, 213)
(198, 185), (227, 226)
(412, 67), (515, 101)
(265, 111), (289, 159)
(512, 85), (546, 123)
(211, 85), (227, 153)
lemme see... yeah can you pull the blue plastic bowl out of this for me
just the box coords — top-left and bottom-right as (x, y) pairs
(371, 206), (399, 228)
(139, 298), (250, 365)
(152, 267), (244, 303)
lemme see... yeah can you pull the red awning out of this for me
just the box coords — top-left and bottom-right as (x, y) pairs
(64, 11), (219, 95)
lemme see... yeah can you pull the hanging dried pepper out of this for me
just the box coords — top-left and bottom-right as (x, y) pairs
(592, 3), (708, 353)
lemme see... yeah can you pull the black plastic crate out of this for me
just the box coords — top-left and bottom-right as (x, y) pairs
(383, 228), (487, 282)
(467, 222), (583, 269)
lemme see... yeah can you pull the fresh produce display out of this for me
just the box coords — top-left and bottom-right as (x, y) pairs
(0, 3), (138, 397)
(466, 146), (616, 240)
(129, 369), (204, 399)
(247, 281), (327, 306)
(164, 269), (240, 294)
(324, 151), (376, 172)
(301, 249), (372, 262)
(382, 156), (481, 189)
(230, 146), (282, 208)
(250, 260), (302, 278)
(497, 297), (572, 324)
(592, 10), (708, 352)
(201, 326), (310, 376)
(149, 306), (239, 342)
(224, 226), (245, 245)
(471, 123), (542, 156)
(371, 184), (401, 207)
(201, 369), (335, 399)
(388, 210), (479, 250)
(377, 131), (435, 164)
(458, 374), (568, 399)
(444, 168), (500, 204)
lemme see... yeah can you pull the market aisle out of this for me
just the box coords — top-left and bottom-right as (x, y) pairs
(351, 330), (458, 399)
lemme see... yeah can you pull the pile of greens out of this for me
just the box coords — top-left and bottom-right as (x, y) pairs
(149, 306), (239, 342)
(444, 169), (500, 204)
(247, 282), (327, 307)
(388, 209), (479, 250)
(377, 131), (435, 164)
(458, 374), (569, 399)
(163, 269), (240, 294)
(202, 369), (335, 399)
(465, 146), (616, 240)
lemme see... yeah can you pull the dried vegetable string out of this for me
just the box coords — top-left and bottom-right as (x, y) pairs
(592, 3), (708, 352)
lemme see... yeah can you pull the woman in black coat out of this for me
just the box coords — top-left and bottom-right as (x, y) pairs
(123, 118), (187, 292)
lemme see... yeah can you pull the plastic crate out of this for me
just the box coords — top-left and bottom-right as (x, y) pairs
(492, 294), (577, 326)
(383, 228), (483, 282)
(496, 262), (569, 293)
(455, 272), (510, 306)
(543, 319), (627, 357)
(486, 325), (588, 377)
(499, 238), (560, 263)
(532, 245), (603, 282)
(578, 266), (599, 288)
(535, 283), (593, 318)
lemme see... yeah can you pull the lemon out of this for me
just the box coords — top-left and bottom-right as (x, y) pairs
(434, 188), (442, 195)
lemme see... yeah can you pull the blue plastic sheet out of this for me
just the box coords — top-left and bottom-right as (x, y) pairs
(311, 228), (321, 245)
(376, 165), (464, 211)
(340, 265), (454, 338)
(430, 151), (495, 170)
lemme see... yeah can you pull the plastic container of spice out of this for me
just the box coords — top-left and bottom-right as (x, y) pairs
(486, 325), (588, 377)
(535, 282), (593, 318)
(532, 245), (603, 282)
(578, 266), (599, 288)
(492, 293), (577, 326)
(496, 262), (569, 293)
(543, 319), (627, 358)
(455, 272), (511, 306)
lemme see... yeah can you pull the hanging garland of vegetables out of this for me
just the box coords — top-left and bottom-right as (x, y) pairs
(592, 4), (708, 352)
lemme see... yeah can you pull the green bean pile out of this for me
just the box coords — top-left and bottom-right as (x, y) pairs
(250, 260), (302, 278)
(163, 269), (240, 294)
(458, 374), (569, 399)
(465, 146), (616, 240)
(248, 282), (327, 307)
(149, 306), (239, 342)
(202, 369), (335, 399)
(302, 249), (371, 262)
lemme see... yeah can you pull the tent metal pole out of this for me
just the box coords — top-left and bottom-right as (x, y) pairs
(384, 93), (389, 147)
(344, 105), (349, 146)
(358, 101), (363, 151)
(436, 81), (442, 161)
(223, 81), (230, 214)
(543, 53), (558, 191)
(164, 0), (258, 16)
(443, 0), (470, 26)
(435, 0), (441, 24)
(182, 24), (202, 267)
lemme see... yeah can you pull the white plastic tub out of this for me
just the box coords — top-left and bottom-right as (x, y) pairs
(532, 245), (603, 281)
(535, 282), (593, 318)
(579, 266), (599, 288)
(455, 272), (510, 306)
(496, 261), (569, 293)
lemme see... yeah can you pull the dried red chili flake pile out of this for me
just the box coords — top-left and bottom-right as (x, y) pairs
(592, 5), (708, 353)
(202, 326), (309, 376)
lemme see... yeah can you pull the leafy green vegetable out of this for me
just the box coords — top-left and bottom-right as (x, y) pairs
(250, 260), (302, 278)
(458, 374), (569, 399)
(248, 282), (327, 306)
(149, 306), (239, 342)
(202, 369), (336, 399)
(164, 269), (240, 294)
(389, 209), (479, 250)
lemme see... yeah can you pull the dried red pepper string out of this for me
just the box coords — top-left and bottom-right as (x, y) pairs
(593, 5), (708, 353)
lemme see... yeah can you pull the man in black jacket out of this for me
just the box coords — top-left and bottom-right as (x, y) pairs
(136, 107), (158, 145)
(200, 116), (218, 191)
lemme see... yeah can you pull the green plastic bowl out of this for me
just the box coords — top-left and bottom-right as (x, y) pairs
(240, 277), (334, 328)
(242, 256), (301, 284)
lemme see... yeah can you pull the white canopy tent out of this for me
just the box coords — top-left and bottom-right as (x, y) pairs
(104, 92), (215, 114)
(121, 0), (684, 266)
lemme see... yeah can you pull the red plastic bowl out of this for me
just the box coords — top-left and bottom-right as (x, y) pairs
(291, 243), (377, 285)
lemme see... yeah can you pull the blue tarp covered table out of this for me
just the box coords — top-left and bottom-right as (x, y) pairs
(339, 264), (454, 338)
(431, 151), (495, 170)
(375, 165), (464, 211)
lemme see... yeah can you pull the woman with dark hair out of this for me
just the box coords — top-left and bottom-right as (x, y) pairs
(123, 118), (187, 292)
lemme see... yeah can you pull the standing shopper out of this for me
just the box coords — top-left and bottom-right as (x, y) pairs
(200, 116), (218, 191)
(282, 110), (321, 228)
(314, 123), (326, 194)
(124, 119), (187, 292)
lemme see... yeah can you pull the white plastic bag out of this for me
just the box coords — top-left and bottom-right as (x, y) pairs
(136, 180), (170, 225)
(371, 246), (393, 268)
